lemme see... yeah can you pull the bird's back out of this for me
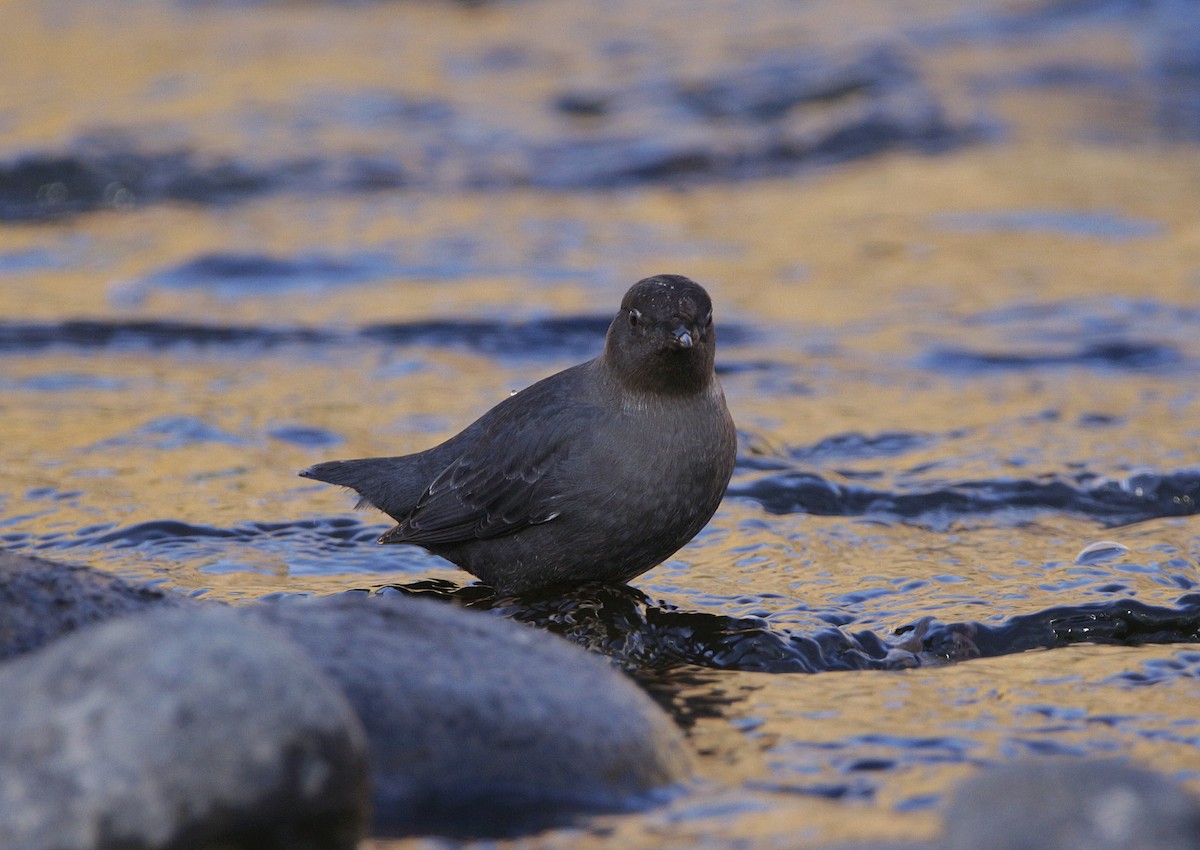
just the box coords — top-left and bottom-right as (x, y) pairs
(300, 361), (600, 527)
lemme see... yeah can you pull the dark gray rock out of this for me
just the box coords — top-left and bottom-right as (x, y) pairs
(812, 761), (1200, 850)
(0, 551), (190, 661)
(0, 606), (370, 850)
(943, 760), (1200, 850)
(252, 592), (692, 835)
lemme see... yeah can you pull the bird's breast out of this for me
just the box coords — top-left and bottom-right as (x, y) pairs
(597, 389), (735, 503)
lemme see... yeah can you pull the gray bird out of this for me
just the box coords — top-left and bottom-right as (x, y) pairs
(300, 274), (737, 595)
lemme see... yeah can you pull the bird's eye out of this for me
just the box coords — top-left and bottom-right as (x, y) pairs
(628, 308), (641, 327)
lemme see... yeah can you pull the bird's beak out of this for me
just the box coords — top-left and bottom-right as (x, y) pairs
(672, 324), (694, 349)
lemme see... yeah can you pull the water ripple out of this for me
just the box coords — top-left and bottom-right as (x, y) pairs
(371, 580), (1200, 676)
(729, 468), (1200, 528)
(923, 340), (1183, 373)
(0, 316), (752, 360)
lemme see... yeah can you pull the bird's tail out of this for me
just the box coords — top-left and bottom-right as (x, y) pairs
(299, 457), (424, 519)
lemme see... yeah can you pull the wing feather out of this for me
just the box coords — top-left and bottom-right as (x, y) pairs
(379, 399), (599, 546)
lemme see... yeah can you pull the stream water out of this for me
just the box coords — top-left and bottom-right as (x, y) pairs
(3, 0), (1200, 846)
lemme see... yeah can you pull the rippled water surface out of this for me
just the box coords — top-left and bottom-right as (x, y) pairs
(4, 0), (1200, 846)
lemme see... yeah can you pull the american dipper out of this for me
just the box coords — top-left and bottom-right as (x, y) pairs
(300, 274), (737, 594)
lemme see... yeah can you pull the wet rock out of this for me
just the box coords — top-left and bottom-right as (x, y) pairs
(252, 592), (692, 836)
(0, 551), (190, 661)
(943, 760), (1200, 850)
(816, 761), (1200, 850)
(0, 606), (371, 850)
(450, 580), (910, 673)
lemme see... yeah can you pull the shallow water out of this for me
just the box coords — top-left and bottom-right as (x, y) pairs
(3, 0), (1200, 846)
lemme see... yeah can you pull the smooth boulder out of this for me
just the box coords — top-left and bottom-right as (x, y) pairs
(0, 606), (370, 850)
(943, 760), (1200, 850)
(0, 551), (188, 660)
(252, 592), (693, 835)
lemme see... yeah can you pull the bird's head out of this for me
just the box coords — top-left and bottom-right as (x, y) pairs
(604, 274), (718, 395)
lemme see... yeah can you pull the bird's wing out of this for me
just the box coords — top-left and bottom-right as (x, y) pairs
(379, 399), (603, 546)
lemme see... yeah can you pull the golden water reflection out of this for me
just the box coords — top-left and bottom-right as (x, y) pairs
(2, 0), (1200, 846)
